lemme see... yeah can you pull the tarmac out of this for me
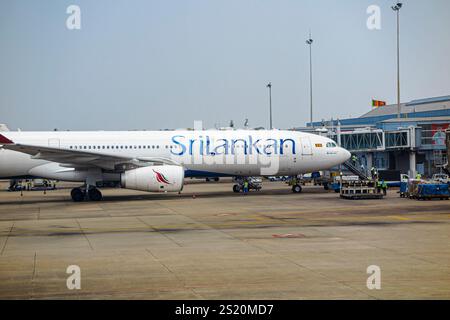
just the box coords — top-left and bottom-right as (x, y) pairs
(0, 180), (449, 299)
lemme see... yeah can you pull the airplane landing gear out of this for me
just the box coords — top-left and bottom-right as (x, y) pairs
(233, 184), (241, 193)
(71, 187), (85, 202)
(292, 184), (302, 193)
(70, 186), (103, 201)
(88, 187), (103, 201)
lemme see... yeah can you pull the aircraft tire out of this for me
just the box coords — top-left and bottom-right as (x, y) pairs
(292, 185), (302, 193)
(71, 188), (85, 202)
(88, 187), (103, 201)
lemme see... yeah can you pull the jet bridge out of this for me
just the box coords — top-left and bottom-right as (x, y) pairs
(330, 127), (413, 153)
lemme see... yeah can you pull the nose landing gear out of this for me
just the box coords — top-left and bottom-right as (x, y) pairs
(292, 184), (303, 193)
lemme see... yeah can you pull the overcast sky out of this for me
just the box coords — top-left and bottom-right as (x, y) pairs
(1, 0), (449, 131)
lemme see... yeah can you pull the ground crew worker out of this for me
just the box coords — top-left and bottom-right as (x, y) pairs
(371, 167), (378, 180)
(351, 155), (358, 165)
(416, 173), (422, 180)
(243, 180), (249, 194)
(381, 180), (388, 196)
(291, 175), (298, 186)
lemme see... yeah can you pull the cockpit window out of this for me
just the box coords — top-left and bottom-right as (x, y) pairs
(326, 142), (337, 148)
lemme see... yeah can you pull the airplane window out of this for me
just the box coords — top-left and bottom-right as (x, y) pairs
(326, 142), (338, 148)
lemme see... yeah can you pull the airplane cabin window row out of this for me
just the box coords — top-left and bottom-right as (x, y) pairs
(67, 145), (176, 150)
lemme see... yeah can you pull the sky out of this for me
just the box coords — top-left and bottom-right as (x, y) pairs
(1, 0), (449, 131)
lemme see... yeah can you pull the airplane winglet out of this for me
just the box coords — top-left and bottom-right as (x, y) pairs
(0, 134), (13, 144)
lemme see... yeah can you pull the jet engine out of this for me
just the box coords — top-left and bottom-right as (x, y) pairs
(121, 165), (184, 192)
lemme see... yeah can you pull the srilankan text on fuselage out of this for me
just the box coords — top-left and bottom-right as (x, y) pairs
(170, 135), (296, 156)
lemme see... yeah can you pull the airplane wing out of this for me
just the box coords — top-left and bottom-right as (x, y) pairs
(0, 134), (180, 171)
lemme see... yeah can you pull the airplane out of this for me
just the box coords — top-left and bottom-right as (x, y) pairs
(0, 130), (351, 201)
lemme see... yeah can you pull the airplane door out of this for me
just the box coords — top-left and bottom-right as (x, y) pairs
(301, 137), (312, 155)
(48, 138), (60, 148)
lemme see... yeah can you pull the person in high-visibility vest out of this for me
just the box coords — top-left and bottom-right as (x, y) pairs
(381, 180), (388, 195)
(243, 180), (249, 194)
(416, 173), (422, 180)
(376, 180), (382, 194)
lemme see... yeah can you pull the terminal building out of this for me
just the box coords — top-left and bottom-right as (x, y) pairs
(299, 95), (450, 178)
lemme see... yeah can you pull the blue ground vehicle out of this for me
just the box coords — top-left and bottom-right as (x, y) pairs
(416, 184), (450, 200)
(399, 181), (408, 198)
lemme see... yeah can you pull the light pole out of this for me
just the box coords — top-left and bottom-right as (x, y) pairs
(266, 82), (273, 129)
(392, 2), (403, 119)
(306, 33), (314, 127)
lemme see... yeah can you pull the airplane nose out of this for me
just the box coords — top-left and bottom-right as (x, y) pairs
(341, 148), (351, 162)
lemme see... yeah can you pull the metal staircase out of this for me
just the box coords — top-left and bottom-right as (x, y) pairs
(342, 160), (370, 181)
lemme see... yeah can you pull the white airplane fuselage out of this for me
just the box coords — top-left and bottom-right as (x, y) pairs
(0, 130), (350, 182)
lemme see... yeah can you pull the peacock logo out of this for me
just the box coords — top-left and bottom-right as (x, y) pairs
(153, 170), (171, 184)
